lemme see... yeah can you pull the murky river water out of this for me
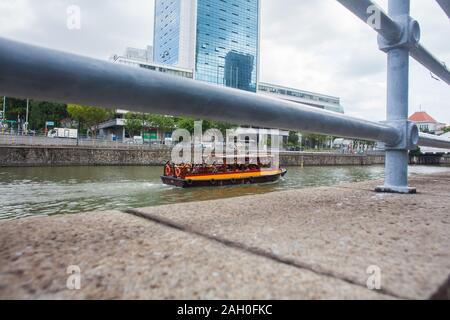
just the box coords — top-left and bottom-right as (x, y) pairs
(1, 165), (449, 220)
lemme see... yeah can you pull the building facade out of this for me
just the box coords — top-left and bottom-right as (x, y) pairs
(258, 82), (345, 114)
(123, 46), (154, 63)
(153, 0), (259, 92)
(409, 111), (446, 135)
(103, 52), (194, 141)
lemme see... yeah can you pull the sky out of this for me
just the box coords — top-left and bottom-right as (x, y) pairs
(1, 0), (449, 123)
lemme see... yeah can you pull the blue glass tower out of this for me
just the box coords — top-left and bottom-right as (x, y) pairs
(153, 0), (181, 66)
(154, 0), (259, 93)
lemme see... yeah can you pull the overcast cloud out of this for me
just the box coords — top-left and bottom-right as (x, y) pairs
(0, 0), (449, 123)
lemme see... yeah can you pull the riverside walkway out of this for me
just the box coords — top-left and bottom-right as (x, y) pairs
(0, 172), (449, 299)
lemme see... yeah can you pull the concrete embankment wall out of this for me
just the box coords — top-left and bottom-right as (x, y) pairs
(441, 155), (450, 165)
(281, 152), (385, 166)
(0, 146), (172, 167)
(0, 146), (387, 167)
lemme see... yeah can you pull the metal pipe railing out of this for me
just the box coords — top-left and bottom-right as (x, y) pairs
(419, 133), (450, 150)
(337, 0), (450, 86)
(336, 0), (450, 193)
(436, 0), (450, 18)
(410, 45), (450, 85)
(0, 37), (401, 145)
(335, 0), (402, 42)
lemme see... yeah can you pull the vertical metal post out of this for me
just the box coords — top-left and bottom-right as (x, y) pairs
(77, 119), (80, 146)
(25, 99), (29, 134)
(376, 0), (416, 193)
(2, 96), (5, 120)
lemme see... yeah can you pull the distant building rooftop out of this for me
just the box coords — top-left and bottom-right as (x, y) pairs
(257, 82), (344, 114)
(409, 111), (438, 123)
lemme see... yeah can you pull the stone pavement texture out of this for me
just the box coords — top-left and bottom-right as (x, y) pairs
(1, 172), (449, 299)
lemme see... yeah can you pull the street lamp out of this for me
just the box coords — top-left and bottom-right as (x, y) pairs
(25, 99), (29, 134)
(2, 96), (5, 120)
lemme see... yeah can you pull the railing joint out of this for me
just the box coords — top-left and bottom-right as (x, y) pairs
(377, 15), (420, 52)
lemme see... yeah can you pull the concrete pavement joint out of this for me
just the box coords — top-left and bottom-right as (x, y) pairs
(123, 208), (410, 300)
(430, 275), (450, 300)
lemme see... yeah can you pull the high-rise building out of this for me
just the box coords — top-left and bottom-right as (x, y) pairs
(124, 46), (154, 63)
(153, 0), (259, 92)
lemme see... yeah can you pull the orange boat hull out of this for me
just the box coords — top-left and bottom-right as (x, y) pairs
(161, 169), (287, 188)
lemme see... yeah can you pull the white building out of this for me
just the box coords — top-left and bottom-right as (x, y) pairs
(409, 111), (446, 135)
(257, 82), (345, 114)
(124, 46), (153, 63)
(100, 51), (194, 141)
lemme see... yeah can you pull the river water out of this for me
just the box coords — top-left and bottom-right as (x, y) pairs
(1, 165), (449, 220)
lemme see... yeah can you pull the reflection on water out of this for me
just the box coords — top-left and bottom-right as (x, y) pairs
(0, 165), (448, 220)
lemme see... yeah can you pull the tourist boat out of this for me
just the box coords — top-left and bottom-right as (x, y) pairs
(161, 155), (287, 188)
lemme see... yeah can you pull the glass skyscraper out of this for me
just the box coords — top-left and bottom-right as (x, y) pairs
(154, 0), (260, 93)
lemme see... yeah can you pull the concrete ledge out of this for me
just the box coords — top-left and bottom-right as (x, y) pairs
(1, 173), (449, 299)
(130, 173), (450, 299)
(0, 211), (390, 299)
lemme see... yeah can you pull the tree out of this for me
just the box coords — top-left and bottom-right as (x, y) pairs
(4, 98), (27, 122)
(409, 146), (421, 157)
(444, 126), (450, 134)
(175, 117), (236, 135)
(175, 117), (196, 133)
(124, 112), (145, 137)
(67, 104), (113, 137)
(288, 131), (300, 146)
(146, 114), (176, 131)
(29, 101), (68, 131)
(209, 120), (236, 135)
(3, 98), (68, 132)
(301, 133), (326, 149)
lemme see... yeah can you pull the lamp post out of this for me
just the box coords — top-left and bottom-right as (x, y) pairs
(1, 96), (5, 133)
(2, 96), (5, 120)
(25, 99), (29, 134)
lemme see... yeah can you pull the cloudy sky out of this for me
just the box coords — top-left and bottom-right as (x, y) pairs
(1, 0), (449, 123)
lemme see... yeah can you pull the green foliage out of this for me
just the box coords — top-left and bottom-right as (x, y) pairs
(2, 98), (68, 131)
(409, 147), (422, 157)
(175, 117), (196, 133)
(29, 101), (68, 130)
(124, 112), (145, 137)
(4, 98), (27, 121)
(301, 133), (330, 149)
(146, 114), (176, 131)
(209, 120), (237, 135)
(174, 118), (236, 135)
(287, 131), (300, 146)
(444, 126), (450, 133)
(67, 104), (113, 137)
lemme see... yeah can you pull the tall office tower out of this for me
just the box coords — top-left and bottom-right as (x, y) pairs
(153, 0), (260, 92)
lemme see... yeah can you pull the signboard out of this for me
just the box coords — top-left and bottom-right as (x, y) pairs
(143, 131), (158, 141)
(46, 121), (55, 126)
(149, 131), (158, 140)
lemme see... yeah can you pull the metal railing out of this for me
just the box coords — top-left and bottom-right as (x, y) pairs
(0, 133), (171, 149)
(0, 0), (449, 193)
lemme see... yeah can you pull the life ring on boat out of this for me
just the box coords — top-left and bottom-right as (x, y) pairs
(230, 178), (237, 184)
(164, 164), (172, 176)
(210, 179), (216, 185)
(175, 167), (182, 178)
(186, 179), (193, 185)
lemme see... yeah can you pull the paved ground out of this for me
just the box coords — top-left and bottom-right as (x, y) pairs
(0, 172), (449, 299)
